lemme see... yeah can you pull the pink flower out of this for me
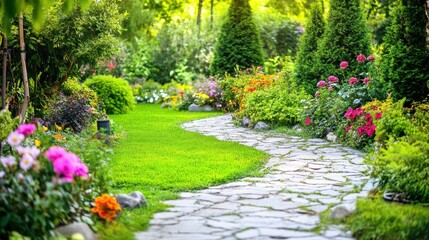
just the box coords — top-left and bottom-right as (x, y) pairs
(345, 125), (352, 132)
(340, 61), (349, 69)
(364, 113), (373, 125)
(357, 126), (365, 135)
(349, 77), (358, 84)
(53, 157), (76, 179)
(315, 91), (320, 97)
(20, 154), (34, 171)
(344, 108), (355, 120)
(45, 146), (68, 162)
(367, 55), (374, 61)
(357, 53), (366, 63)
(304, 118), (311, 125)
(18, 173), (24, 181)
(0, 171), (5, 178)
(1, 156), (16, 168)
(316, 80), (328, 88)
(328, 75), (339, 84)
(7, 132), (25, 147)
(363, 77), (370, 84)
(17, 146), (41, 158)
(365, 124), (376, 136)
(16, 124), (36, 136)
(74, 162), (89, 179)
(375, 112), (382, 119)
(328, 86), (333, 91)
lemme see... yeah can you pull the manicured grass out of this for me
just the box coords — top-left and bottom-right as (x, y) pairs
(346, 196), (429, 240)
(102, 104), (267, 238)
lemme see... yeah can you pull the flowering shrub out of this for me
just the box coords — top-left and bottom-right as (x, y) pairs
(192, 77), (223, 108)
(0, 123), (114, 239)
(91, 194), (122, 222)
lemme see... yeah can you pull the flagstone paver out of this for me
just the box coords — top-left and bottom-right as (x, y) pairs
(135, 115), (372, 240)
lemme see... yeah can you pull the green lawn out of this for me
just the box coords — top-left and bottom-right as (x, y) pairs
(102, 104), (267, 239)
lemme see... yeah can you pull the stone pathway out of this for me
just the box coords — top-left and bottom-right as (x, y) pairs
(135, 115), (372, 240)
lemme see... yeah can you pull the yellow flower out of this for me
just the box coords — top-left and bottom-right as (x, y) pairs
(42, 126), (48, 132)
(55, 124), (62, 131)
(34, 139), (41, 147)
(54, 134), (64, 140)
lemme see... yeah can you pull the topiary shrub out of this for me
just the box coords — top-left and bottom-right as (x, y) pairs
(210, 0), (264, 75)
(294, 2), (325, 95)
(85, 75), (134, 114)
(381, 0), (429, 105)
(315, 0), (371, 80)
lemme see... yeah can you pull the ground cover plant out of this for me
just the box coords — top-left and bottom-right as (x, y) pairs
(105, 104), (268, 238)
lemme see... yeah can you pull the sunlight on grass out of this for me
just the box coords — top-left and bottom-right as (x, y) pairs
(104, 104), (267, 237)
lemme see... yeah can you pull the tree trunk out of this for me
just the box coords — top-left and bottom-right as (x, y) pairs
(18, 12), (30, 123)
(210, 0), (214, 29)
(197, 0), (204, 38)
(2, 35), (7, 109)
(425, 0), (429, 48)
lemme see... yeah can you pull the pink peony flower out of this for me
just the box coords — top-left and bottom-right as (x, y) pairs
(364, 113), (373, 125)
(316, 80), (328, 88)
(328, 86), (333, 91)
(365, 124), (376, 136)
(349, 77), (358, 84)
(7, 132), (25, 147)
(1, 155), (16, 168)
(340, 61), (349, 69)
(45, 146), (68, 162)
(363, 77), (370, 84)
(16, 146), (41, 158)
(344, 108), (355, 120)
(328, 75), (339, 84)
(315, 91), (320, 97)
(357, 53), (366, 63)
(367, 55), (374, 61)
(357, 126), (365, 135)
(74, 162), (89, 179)
(20, 154), (34, 171)
(53, 157), (76, 178)
(304, 118), (311, 125)
(16, 123), (36, 136)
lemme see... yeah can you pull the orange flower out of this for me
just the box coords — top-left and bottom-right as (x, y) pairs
(91, 194), (121, 221)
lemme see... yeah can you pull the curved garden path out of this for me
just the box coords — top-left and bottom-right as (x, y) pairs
(135, 114), (372, 240)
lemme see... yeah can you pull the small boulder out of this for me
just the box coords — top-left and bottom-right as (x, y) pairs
(55, 222), (96, 240)
(115, 191), (147, 209)
(188, 104), (214, 112)
(330, 203), (356, 220)
(254, 121), (270, 130)
(326, 132), (337, 142)
(241, 117), (251, 127)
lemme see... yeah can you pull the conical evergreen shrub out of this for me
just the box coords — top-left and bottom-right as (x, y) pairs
(381, 0), (429, 104)
(316, 0), (371, 80)
(210, 0), (264, 75)
(294, 2), (325, 94)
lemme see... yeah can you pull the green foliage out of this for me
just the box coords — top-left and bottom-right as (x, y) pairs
(381, 0), (429, 105)
(294, 2), (325, 94)
(85, 75), (134, 114)
(122, 39), (151, 84)
(316, 0), (371, 80)
(5, 0), (123, 115)
(243, 75), (310, 125)
(347, 197), (429, 240)
(0, 110), (19, 140)
(210, 0), (264, 75)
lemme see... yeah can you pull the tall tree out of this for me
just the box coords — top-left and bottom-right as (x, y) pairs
(381, 0), (429, 104)
(197, 0), (204, 38)
(210, 0), (264, 75)
(294, 2), (325, 94)
(316, 0), (371, 80)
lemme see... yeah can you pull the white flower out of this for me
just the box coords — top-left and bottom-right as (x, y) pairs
(7, 131), (25, 147)
(0, 171), (5, 178)
(16, 146), (41, 158)
(1, 155), (16, 168)
(20, 154), (34, 171)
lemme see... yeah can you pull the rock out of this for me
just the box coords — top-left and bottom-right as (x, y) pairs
(188, 104), (214, 112)
(326, 132), (337, 142)
(55, 222), (97, 240)
(254, 121), (270, 130)
(116, 191), (147, 209)
(330, 203), (356, 220)
(241, 117), (251, 127)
